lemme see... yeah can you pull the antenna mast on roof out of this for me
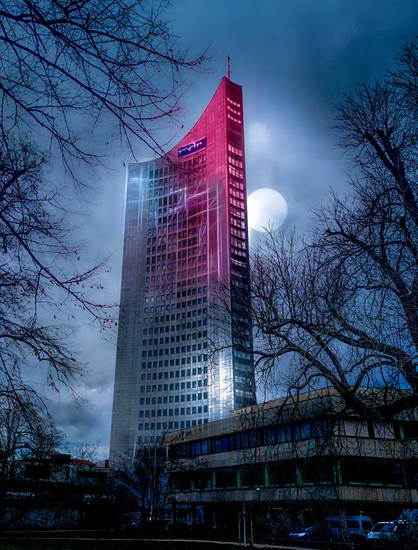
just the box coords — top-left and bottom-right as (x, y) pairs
(227, 56), (231, 79)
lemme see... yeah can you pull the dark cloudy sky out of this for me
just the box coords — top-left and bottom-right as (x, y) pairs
(48, 0), (418, 459)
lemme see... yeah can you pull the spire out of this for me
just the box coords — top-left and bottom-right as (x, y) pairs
(227, 56), (231, 79)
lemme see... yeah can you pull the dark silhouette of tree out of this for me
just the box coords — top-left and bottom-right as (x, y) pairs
(0, 0), (204, 171)
(0, 1), (204, 452)
(0, 135), (110, 411)
(0, 389), (63, 527)
(243, 40), (417, 421)
(0, 391), (62, 482)
(111, 438), (171, 525)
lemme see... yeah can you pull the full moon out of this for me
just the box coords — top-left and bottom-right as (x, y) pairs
(247, 187), (288, 232)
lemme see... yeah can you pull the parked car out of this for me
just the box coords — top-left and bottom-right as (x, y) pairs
(367, 520), (418, 545)
(367, 522), (398, 544)
(289, 524), (334, 542)
(326, 515), (373, 541)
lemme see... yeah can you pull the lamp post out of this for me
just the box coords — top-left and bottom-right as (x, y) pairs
(253, 487), (261, 545)
(242, 501), (247, 546)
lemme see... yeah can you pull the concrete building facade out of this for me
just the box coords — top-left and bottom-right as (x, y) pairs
(165, 390), (418, 536)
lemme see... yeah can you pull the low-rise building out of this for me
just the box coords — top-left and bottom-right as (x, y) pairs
(165, 389), (418, 538)
(1, 453), (111, 528)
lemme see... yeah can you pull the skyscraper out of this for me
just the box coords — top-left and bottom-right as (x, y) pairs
(110, 76), (255, 462)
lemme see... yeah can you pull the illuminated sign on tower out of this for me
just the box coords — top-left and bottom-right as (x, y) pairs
(178, 137), (207, 158)
(110, 77), (255, 462)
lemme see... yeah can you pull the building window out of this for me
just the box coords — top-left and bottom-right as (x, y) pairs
(268, 461), (297, 486)
(240, 464), (265, 488)
(215, 468), (237, 489)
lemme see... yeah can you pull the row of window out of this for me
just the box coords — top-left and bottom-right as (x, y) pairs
(146, 215), (204, 233)
(140, 355), (207, 369)
(230, 207), (245, 220)
(229, 196), (245, 209)
(228, 155), (243, 168)
(138, 417), (209, 436)
(143, 320), (207, 337)
(232, 248), (247, 259)
(230, 226), (246, 240)
(139, 366), (208, 384)
(139, 403), (209, 419)
(145, 307), (207, 333)
(145, 276), (207, 288)
(229, 179), (244, 192)
(143, 308), (208, 324)
(142, 331), (207, 346)
(227, 113), (242, 125)
(148, 229), (189, 246)
(178, 153), (206, 169)
(147, 257), (207, 270)
(147, 223), (202, 242)
(141, 347), (207, 359)
(148, 155), (206, 180)
(227, 97), (241, 109)
(141, 338), (206, 349)
(230, 188), (244, 201)
(152, 173), (205, 188)
(231, 237), (246, 250)
(146, 265), (208, 277)
(227, 106), (241, 118)
(143, 309), (206, 323)
(144, 293), (206, 307)
(147, 209), (206, 229)
(142, 339), (208, 352)
(179, 249), (207, 261)
(171, 457), (417, 492)
(169, 419), (333, 459)
(230, 214), (246, 228)
(228, 165), (243, 179)
(170, 418), (418, 460)
(231, 257), (247, 269)
(146, 254), (207, 267)
(147, 236), (204, 252)
(140, 377), (208, 390)
(168, 297), (207, 308)
(139, 389), (208, 403)
(147, 180), (206, 199)
(143, 311), (208, 325)
(145, 270), (204, 280)
(140, 404), (209, 420)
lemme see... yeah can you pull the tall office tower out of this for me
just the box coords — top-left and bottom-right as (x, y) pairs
(110, 76), (255, 462)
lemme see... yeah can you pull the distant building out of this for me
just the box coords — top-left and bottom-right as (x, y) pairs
(1, 453), (111, 529)
(110, 76), (255, 463)
(165, 389), (418, 537)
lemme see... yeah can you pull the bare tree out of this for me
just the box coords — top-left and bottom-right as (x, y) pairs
(0, 391), (62, 481)
(0, 389), (62, 527)
(0, 0), (204, 170)
(0, 1), (204, 439)
(245, 39), (417, 421)
(111, 438), (171, 526)
(0, 134), (111, 411)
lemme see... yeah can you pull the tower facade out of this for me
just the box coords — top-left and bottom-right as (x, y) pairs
(110, 77), (255, 462)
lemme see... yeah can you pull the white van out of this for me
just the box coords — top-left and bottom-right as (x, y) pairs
(326, 515), (373, 540)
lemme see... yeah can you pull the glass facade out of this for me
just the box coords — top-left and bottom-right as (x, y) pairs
(110, 77), (256, 462)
